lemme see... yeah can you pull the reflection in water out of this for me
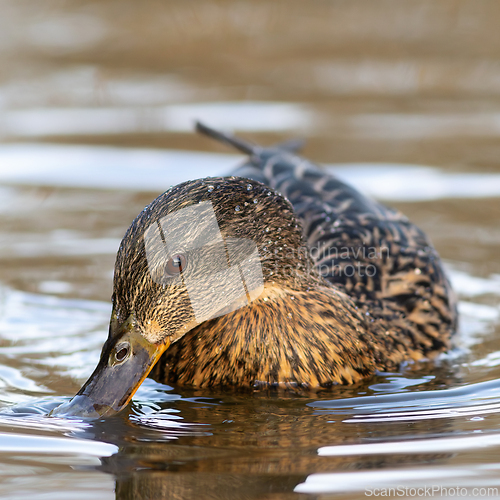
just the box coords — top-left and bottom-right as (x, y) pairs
(94, 373), (500, 498)
(95, 377), (460, 498)
(318, 432), (500, 456)
(0, 102), (313, 138)
(0, 178), (498, 498)
(26, 13), (107, 53)
(2, 143), (500, 200)
(0, 331), (500, 498)
(0, 0), (500, 497)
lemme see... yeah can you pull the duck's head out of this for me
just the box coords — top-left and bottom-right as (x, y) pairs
(52, 176), (314, 417)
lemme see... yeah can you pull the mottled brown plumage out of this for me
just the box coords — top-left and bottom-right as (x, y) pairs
(100, 124), (457, 390)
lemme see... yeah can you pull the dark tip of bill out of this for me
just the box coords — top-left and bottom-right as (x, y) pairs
(48, 395), (105, 419)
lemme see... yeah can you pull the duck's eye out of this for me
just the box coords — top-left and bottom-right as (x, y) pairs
(166, 253), (187, 276)
(114, 342), (131, 363)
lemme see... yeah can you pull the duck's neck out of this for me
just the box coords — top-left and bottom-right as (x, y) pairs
(154, 284), (395, 389)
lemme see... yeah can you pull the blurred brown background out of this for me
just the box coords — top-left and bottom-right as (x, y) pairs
(2, 0), (500, 170)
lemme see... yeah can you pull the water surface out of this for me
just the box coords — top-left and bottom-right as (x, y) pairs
(1, 1), (500, 499)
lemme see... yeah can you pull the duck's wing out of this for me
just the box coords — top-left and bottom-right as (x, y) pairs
(197, 123), (457, 356)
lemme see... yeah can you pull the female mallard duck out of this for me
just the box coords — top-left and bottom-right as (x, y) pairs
(53, 123), (457, 418)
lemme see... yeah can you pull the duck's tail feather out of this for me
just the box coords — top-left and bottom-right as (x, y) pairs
(195, 121), (304, 155)
(196, 121), (257, 155)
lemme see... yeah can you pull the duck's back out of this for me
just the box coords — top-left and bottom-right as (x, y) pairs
(152, 124), (458, 387)
(230, 140), (457, 358)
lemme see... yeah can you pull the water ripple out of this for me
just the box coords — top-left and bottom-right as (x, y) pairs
(309, 378), (500, 414)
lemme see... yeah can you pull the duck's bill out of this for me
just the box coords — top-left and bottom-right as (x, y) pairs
(50, 324), (169, 418)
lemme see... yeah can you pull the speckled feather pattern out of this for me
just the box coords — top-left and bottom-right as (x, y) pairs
(233, 149), (457, 355)
(114, 128), (457, 389)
